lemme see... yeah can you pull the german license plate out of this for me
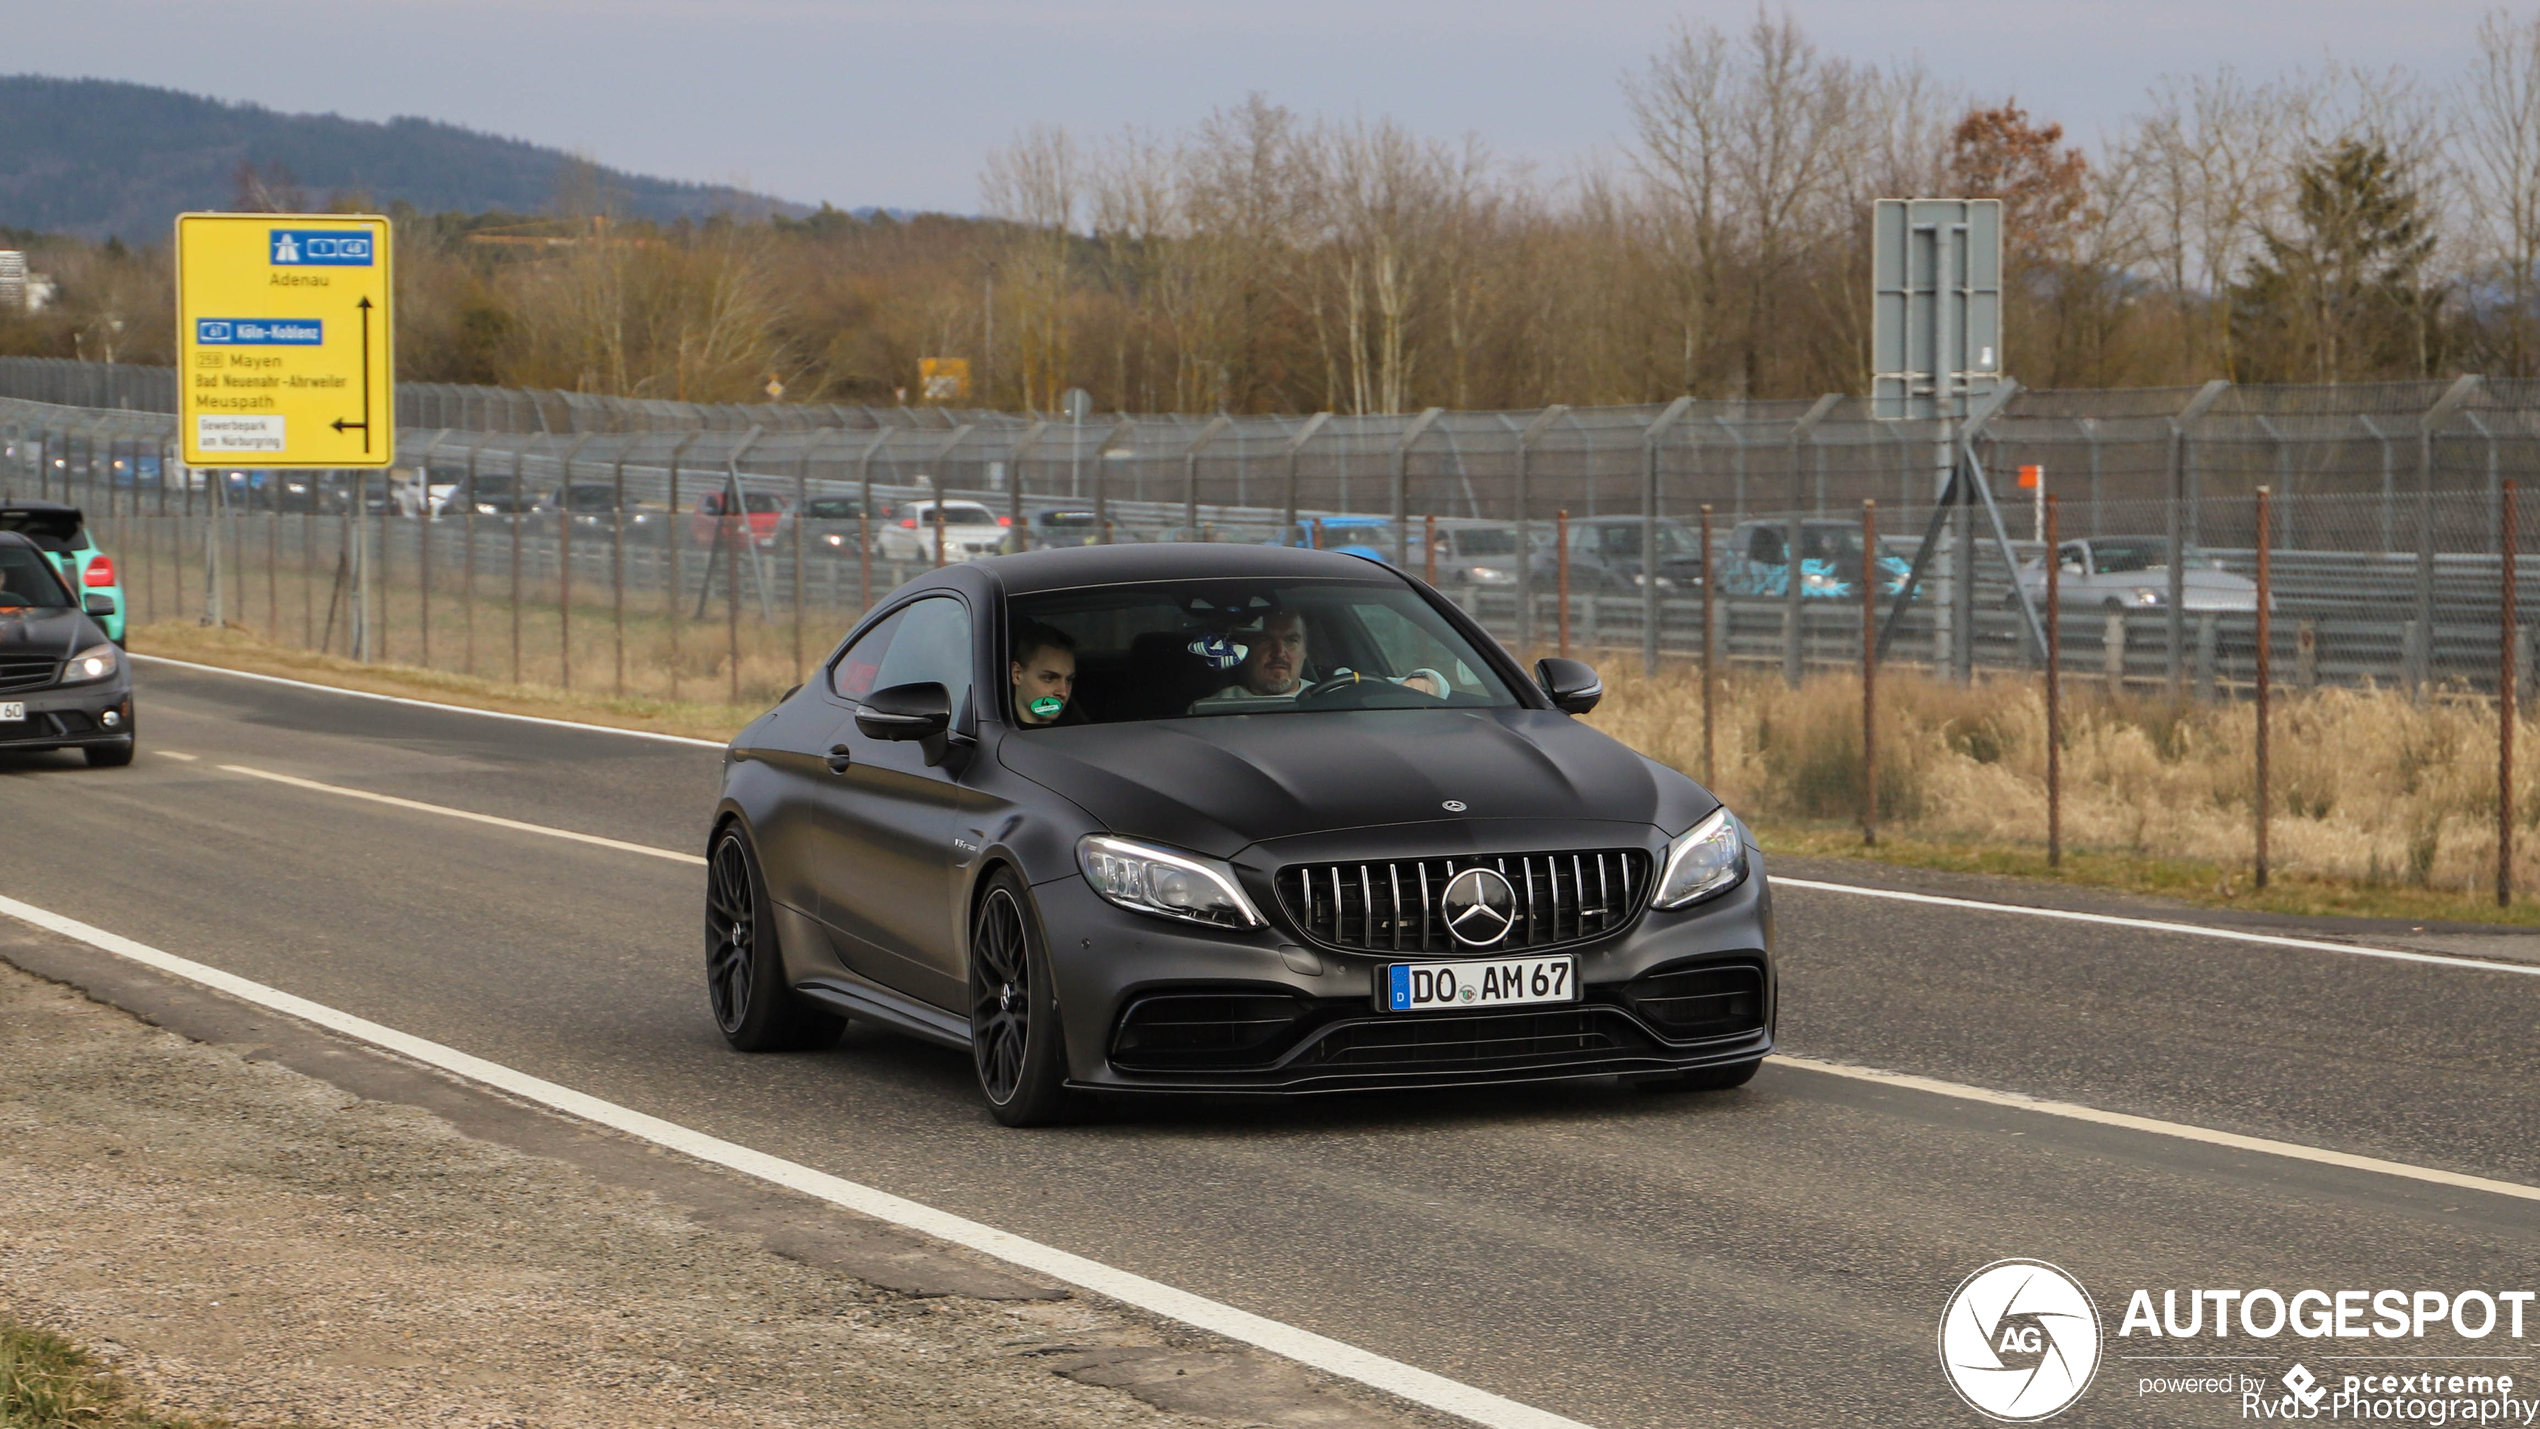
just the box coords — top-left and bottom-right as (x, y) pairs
(1381, 955), (1575, 1013)
(0, 703), (22, 723)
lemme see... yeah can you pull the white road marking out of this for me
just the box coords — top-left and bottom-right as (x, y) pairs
(1769, 1053), (2540, 1206)
(156, 750), (197, 761)
(1776, 876), (2540, 979)
(0, 893), (1594, 1429)
(217, 763), (707, 867)
(131, 654), (727, 749)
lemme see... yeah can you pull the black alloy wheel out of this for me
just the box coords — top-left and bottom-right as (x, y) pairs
(706, 826), (840, 1052)
(968, 870), (1075, 1126)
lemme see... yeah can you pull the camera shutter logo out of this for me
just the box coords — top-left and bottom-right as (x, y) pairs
(1938, 1259), (2102, 1422)
(1440, 867), (1517, 947)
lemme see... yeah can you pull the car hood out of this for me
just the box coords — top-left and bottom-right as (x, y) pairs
(0, 606), (101, 659)
(997, 707), (1715, 859)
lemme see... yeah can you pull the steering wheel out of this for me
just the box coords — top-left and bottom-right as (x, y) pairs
(1297, 670), (1450, 708)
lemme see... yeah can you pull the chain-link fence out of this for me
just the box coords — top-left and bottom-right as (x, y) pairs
(4, 362), (2535, 710)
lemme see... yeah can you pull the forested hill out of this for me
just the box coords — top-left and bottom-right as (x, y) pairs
(0, 75), (809, 241)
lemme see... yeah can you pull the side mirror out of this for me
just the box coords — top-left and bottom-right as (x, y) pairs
(856, 681), (951, 743)
(1535, 657), (1603, 715)
(83, 593), (116, 617)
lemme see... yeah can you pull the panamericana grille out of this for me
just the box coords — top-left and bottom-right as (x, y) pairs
(1275, 850), (1649, 954)
(0, 654), (59, 694)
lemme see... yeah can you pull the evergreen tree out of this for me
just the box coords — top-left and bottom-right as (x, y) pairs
(2230, 139), (2442, 382)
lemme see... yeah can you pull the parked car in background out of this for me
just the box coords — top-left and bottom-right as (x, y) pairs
(1275, 515), (1395, 564)
(1027, 508), (1103, 549)
(2013, 537), (2263, 612)
(692, 489), (790, 549)
(876, 499), (1009, 563)
(1712, 519), (1912, 600)
(798, 497), (872, 556)
(445, 474), (546, 519)
(552, 483), (663, 534)
(1532, 515), (1704, 593)
(0, 500), (126, 644)
(1418, 522), (1528, 589)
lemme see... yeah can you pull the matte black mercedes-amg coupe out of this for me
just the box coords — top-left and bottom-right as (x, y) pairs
(708, 543), (1771, 1124)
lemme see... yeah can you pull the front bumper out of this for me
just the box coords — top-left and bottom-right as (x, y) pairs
(0, 677), (133, 751)
(1034, 853), (1773, 1095)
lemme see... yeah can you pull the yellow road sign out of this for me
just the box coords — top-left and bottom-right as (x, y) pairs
(176, 213), (393, 467)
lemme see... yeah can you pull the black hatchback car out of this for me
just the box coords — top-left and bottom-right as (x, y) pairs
(0, 531), (134, 766)
(710, 544), (1770, 1124)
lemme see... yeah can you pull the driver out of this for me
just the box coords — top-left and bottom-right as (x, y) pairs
(1191, 610), (1309, 709)
(1009, 621), (1082, 727)
(1188, 610), (1443, 711)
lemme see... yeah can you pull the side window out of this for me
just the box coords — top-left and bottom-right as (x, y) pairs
(1746, 527), (1784, 563)
(869, 596), (975, 710)
(830, 606), (909, 701)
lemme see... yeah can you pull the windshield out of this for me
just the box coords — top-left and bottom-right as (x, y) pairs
(0, 545), (72, 608)
(1589, 522), (1698, 558)
(2084, 539), (2218, 574)
(1008, 578), (1519, 726)
(806, 499), (864, 519)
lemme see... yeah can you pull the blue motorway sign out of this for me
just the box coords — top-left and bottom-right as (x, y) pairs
(196, 318), (324, 345)
(268, 230), (376, 266)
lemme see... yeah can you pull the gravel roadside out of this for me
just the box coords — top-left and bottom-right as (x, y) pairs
(0, 955), (1422, 1429)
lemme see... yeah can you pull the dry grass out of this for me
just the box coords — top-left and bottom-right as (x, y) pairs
(0, 1319), (237, 1429)
(129, 621), (774, 744)
(1588, 662), (2540, 925)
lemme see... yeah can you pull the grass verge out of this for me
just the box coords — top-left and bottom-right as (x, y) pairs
(0, 1319), (235, 1429)
(127, 621), (766, 744)
(1757, 822), (2540, 928)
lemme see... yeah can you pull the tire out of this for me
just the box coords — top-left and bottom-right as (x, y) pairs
(1636, 1057), (1762, 1094)
(968, 869), (1078, 1127)
(84, 738), (135, 768)
(705, 825), (843, 1052)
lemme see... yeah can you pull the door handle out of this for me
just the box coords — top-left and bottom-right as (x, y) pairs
(824, 744), (853, 774)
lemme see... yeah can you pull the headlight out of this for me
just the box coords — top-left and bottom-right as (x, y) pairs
(475, 502), (498, 515)
(1077, 834), (1265, 929)
(62, 641), (119, 684)
(1652, 807), (1746, 909)
(2130, 587), (2163, 606)
(1802, 570), (1839, 589)
(1467, 565), (1509, 582)
(824, 533), (846, 546)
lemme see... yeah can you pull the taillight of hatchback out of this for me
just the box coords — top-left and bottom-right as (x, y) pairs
(84, 554), (116, 587)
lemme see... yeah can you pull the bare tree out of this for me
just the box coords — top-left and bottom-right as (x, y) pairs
(2458, 9), (2540, 376)
(983, 124), (1081, 411)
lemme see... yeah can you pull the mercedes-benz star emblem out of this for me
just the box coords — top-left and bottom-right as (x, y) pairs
(1440, 867), (1518, 947)
(1441, 799), (1468, 812)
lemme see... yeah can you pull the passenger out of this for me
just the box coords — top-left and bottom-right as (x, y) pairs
(1010, 621), (1082, 727)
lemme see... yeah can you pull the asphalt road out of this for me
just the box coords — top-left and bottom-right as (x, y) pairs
(3, 659), (2534, 1428)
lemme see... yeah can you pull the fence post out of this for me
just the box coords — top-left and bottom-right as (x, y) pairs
(2046, 494), (2061, 868)
(1514, 407), (1565, 655)
(2417, 376), (2483, 702)
(1784, 394), (1840, 688)
(1424, 512), (1438, 587)
(1283, 412), (1331, 555)
(1701, 503), (1716, 791)
(1642, 396), (1694, 679)
(613, 437), (629, 697)
(1862, 498), (1878, 847)
(1185, 414), (1232, 542)
(2255, 485), (2271, 890)
(2169, 382), (2229, 700)
(1392, 408), (1445, 569)
(2504, 479), (2519, 908)
(1556, 508), (1571, 660)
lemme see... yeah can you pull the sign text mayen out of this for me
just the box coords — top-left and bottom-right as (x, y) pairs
(176, 213), (394, 467)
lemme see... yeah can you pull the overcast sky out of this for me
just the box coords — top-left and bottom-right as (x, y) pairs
(18, 0), (2511, 213)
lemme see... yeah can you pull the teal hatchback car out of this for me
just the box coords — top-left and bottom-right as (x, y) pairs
(0, 502), (126, 644)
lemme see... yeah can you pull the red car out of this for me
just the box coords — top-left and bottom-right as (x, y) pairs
(692, 490), (789, 549)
